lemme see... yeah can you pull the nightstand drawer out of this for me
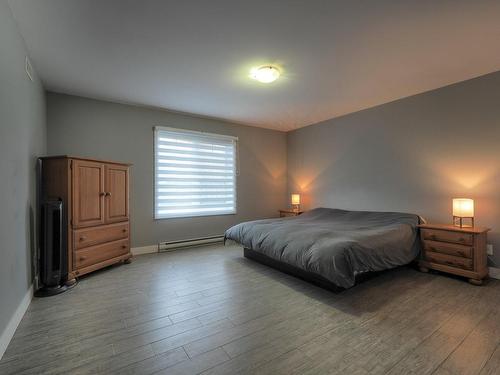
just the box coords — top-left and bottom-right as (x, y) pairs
(421, 229), (473, 245)
(423, 240), (473, 259)
(425, 251), (473, 270)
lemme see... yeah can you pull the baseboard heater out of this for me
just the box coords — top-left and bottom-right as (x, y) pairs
(158, 235), (225, 252)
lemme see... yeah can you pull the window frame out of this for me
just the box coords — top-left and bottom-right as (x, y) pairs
(153, 126), (238, 220)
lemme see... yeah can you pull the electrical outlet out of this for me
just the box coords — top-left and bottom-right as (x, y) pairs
(487, 244), (493, 256)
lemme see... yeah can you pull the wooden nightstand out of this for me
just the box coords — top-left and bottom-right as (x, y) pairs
(279, 209), (303, 217)
(418, 224), (490, 285)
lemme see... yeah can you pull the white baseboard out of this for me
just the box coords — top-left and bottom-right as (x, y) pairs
(131, 245), (158, 256)
(489, 267), (500, 280)
(0, 284), (33, 360)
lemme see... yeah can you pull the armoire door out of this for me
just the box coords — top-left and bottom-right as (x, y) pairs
(72, 160), (106, 228)
(105, 164), (129, 223)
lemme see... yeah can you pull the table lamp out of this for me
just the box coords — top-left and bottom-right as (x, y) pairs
(291, 194), (301, 213)
(452, 198), (474, 228)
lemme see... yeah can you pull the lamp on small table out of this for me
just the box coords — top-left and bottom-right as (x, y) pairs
(291, 193), (301, 213)
(452, 198), (474, 228)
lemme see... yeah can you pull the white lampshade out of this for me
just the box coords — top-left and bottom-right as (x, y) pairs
(453, 198), (474, 218)
(291, 194), (300, 205)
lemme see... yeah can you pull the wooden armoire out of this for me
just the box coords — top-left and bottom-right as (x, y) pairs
(41, 156), (132, 281)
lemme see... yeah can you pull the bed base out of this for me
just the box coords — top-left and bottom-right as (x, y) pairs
(243, 248), (389, 292)
(243, 248), (345, 292)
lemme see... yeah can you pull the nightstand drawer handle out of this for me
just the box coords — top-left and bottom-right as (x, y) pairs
(457, 251), (466, 257)
(429, 246), (436, 251)
(458, 238), (465, 242)
(429, 235), (437, 240)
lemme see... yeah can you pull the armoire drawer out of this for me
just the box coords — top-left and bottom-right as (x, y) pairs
(74, 222), (129, 250)
(75, 239), (129, 269)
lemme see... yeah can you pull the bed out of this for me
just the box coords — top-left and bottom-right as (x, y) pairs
(224, 207), (422, 289)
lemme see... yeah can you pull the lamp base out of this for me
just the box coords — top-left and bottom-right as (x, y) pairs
(453, 216), (474, 228)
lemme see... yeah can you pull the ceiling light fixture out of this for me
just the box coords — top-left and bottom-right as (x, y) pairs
(250, 65), (280, 83)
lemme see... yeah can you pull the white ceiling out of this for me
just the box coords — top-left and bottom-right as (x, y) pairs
(8, 0), (500, 131)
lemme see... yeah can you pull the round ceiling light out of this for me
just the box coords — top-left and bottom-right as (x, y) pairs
(250, 65), (280, 83)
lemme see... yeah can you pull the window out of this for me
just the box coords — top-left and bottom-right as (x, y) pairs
(154, 126), (238, 219)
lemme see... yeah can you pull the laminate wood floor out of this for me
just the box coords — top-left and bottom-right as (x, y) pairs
(1, 244), (500, 375)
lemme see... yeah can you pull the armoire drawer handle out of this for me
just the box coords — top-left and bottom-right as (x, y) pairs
(122, 245), (127, 249)
(122, 229), (127, 233)
(429, 235), (437, 240)
(458, 238), (465, 242)
(80, 256), (87, 261)
(457, 251), (466, 257)
(429, 247), (436, 252)
(80, 236), (87, 241)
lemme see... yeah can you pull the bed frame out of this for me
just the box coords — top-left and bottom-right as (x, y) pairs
(243, 248), (344, 292)
(244, 248), (386, 292)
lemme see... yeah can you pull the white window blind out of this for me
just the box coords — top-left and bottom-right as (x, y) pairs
(154, 126), (238, 219)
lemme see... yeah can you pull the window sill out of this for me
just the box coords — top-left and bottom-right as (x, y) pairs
(154, 211), (237, 220)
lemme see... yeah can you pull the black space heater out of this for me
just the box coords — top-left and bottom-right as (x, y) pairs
(35, 200), (74, 297)
(35, 158), (76, 297)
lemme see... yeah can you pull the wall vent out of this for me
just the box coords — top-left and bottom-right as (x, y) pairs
(158, 235), (224, 252)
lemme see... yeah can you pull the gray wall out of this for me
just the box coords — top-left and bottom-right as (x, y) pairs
(0, 1), (46, 342)
(47, 93), (287, 247)
(288, 71), (500, 265)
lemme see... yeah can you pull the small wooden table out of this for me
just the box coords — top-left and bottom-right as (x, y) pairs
(418, 223), (490, 285)
(279, 209), (303, 217)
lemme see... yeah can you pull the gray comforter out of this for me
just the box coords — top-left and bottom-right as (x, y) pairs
(225, 208), (421, 288)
